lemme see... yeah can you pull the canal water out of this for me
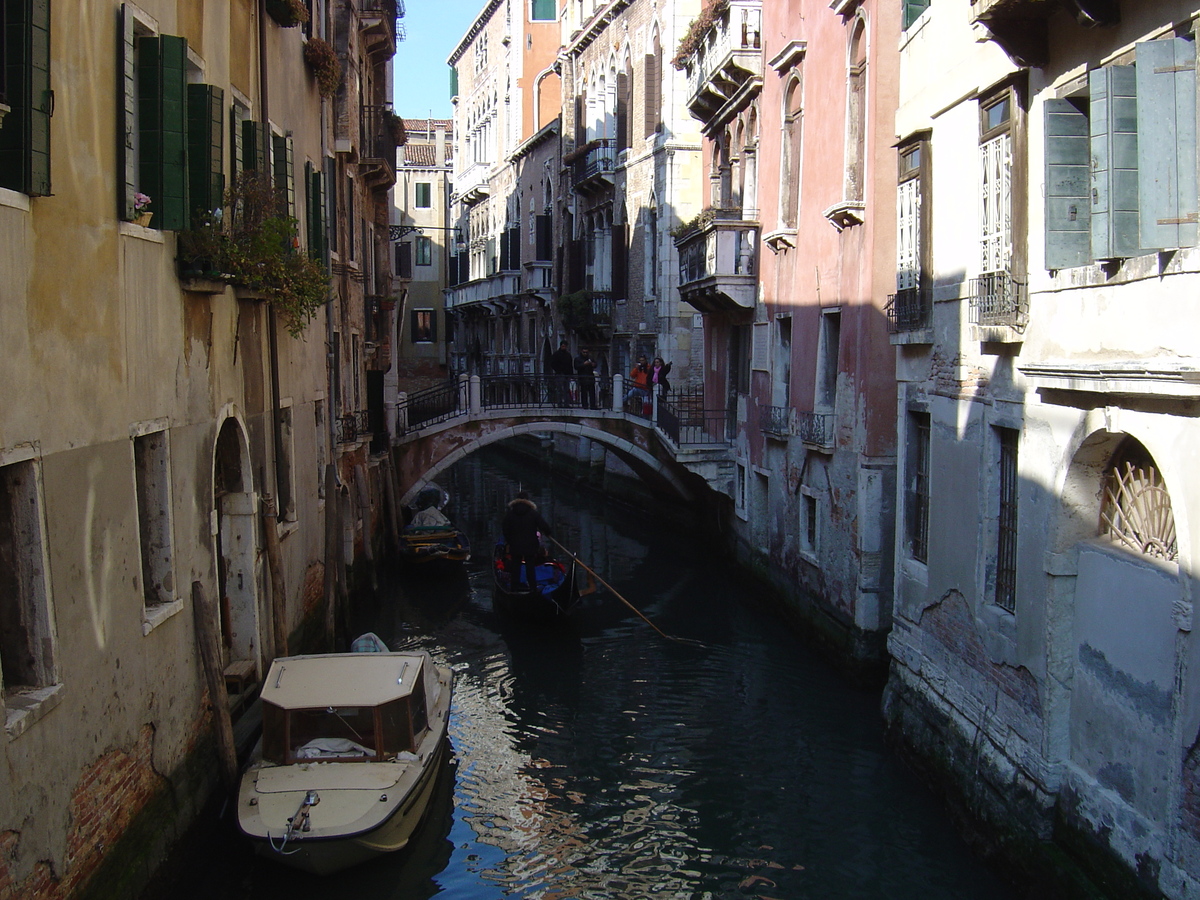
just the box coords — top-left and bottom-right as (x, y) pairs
(142, 445), (1014, 900)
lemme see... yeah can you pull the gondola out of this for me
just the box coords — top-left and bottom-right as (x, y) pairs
(492, 540), (584, 618)
(399, 484), (471, 567)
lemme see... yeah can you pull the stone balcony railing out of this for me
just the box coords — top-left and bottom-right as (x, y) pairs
(681, 0), (763, 129)
(675, 207), (758, 313)
(444, 271), (522, 311)
(454, 161), (491, 204)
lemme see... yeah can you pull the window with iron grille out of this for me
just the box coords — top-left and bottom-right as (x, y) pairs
(995, 427), (1018, 612)
(980, 94), (1012, 278)
(891, 135), (931, 332)
(906, 411), (930, 563)
(1100, 438), (1177, 562)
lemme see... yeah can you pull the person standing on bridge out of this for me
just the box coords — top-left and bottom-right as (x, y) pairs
(503, 491), (553, 593)
(574, 347), (597, 409)
(550, 340), (574, 406)
(624, 355), (651, 415)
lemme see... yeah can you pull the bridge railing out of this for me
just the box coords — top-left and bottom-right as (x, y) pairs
(657, 388), (734, 447)
(479, 373), (614, 410)
(397, 379), (463, 433)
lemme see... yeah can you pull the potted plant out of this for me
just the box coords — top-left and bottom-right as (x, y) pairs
(177, 210), (228, 282)
(265, 0), (309, 27)
(303, 37), (341, 98)
(133, 192), (153, 227)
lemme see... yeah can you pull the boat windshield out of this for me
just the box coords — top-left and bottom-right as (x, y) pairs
(273, 705), (379, 763)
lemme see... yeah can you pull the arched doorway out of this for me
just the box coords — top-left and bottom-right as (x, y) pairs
(213, 417), (263, 681)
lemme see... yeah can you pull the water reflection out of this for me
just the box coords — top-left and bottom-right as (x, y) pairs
(143, 444), (1012, 900)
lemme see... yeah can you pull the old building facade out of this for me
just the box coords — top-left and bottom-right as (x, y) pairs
(0, 1), (401, 897)
(883, 1), (1200, 895)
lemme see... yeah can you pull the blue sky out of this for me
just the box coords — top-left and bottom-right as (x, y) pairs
(392, 0), (484, 120)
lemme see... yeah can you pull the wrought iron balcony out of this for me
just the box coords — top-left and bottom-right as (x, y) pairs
(795, 411), (835, 449)
(335, 410), (371, 445)
(360, 105), (399, 188)
(675, 207), (758, 313)
(680, 0), (763, 131)
(968, 271), (1028, 331)
(570, 139), (616, 194)
(359, 0), (400, 58)
(759, 405), (791, 440)
(885, 287), (932, 335)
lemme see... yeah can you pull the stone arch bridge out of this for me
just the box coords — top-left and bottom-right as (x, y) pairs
(388, 374), (735, 508)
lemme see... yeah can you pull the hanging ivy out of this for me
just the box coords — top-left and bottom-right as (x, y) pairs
(672, 0), (730, 70)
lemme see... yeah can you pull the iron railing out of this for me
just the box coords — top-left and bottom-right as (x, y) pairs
(335, 410), (370, 444)
(572, 139), (616, 190)
(795, 411), (835, 447)
(885, 287), (932, 333)
(361, 105), (398, 170)
(658, 389), (734, 446)
(480, 374), (614, 411)
(400, 380), (462, 432)
(968, 271), (1028, 329)
(759, 405), (791, 438)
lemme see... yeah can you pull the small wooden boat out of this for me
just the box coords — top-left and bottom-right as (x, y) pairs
(236, 641), (453, 874)
(492, 540), (584, 618)
(400, 485), (470, 566)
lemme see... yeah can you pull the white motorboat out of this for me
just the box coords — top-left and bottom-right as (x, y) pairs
(236, 644), (453, 874)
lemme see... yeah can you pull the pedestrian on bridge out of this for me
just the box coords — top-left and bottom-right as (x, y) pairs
(574, 347), (597, 409)
(624, 356), (651, 415)
(550, 340), (574, 406)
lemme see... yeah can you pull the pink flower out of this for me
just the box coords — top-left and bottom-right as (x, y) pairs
(134, 192), (152, 212)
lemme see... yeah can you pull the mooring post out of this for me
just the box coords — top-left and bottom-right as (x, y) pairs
(191, 581), (239, 786)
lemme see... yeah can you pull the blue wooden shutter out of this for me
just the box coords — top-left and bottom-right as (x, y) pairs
(187, 84), (224, 220)
(1044, 98), (1091, 269)
(1090, 65), (1141, 259)
(272, 133), (295, 217)
(137, 34), (188, 230)
(1136, 38), (1197, 251)
(0, 0), (52, 196)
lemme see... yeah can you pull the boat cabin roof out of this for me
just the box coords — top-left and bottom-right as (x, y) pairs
(261, 652), (426, 710)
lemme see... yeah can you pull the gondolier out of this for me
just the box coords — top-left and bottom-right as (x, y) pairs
(502, 490), (553, 592)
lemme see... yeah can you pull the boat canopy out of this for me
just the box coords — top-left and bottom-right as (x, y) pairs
(261, 652), (429, 710)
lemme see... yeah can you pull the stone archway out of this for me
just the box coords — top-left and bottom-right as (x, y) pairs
(213, 417), (262, 681)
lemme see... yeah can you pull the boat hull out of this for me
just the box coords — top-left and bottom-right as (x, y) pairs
(492, 544), (580, 618)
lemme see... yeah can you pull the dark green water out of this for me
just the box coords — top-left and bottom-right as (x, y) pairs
(142, 445), (1013, 899)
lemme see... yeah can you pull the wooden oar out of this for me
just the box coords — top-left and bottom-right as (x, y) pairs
(548, 536), (703, 646)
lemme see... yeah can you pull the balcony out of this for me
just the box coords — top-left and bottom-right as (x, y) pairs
(359, 105), (399, 189)
(558, 289), (614, 339)
(569, 139), (616, 194)
(759, 405), (791, 440)
(969, 0), (1116, 67)
(679, 0), (763, 132)
(359, 0), (400, 59)
(968, 271), (1028, 341)
(455, 161), (490, 205)
(885, 287), (932, 342)
(444, 272), (522, 311)
(674, 208), (758, 314)
(795, 411), (835, 450)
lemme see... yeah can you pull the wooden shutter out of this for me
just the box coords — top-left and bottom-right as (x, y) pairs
(230, 105), (243, 182)
(118, 3), (137, 215)
(611, 222), (627, 300)
(1136, 38), (1198, 251)
(499, 224), (510, 270)
(0, 0), (52, 196)
(616, 71), (629, 152)
(536, 214), (552, 260)
(902, 0), (928, 30)
(531, 0), (555, 19)
(1090, 65), (1141, 259)
(187, 84), (224, 220)
(397, 241), (412, 278)
(643, 54), (658, 138)
(1044, 98), (1090, 269)
(509, 224), (521, 269)
(242, 119), (270, 172)
(138, 34), (189, 230)
(273, 133), (295, 217)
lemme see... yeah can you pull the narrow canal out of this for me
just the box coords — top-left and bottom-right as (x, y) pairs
(143, 445), (1013, 899)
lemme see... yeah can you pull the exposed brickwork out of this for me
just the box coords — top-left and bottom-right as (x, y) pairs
(918, 590), (1043, 717)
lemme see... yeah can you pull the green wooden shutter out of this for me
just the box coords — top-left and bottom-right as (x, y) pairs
(903, 0), (929, 30)
(272, 133), (295, 217)
(1136, 38), (1198, 251)
(187, 84), (224, 220)
(531, 0), (555, 20)
(449, 65), (458, 100)
(230, 104), (243, 182)
(137, 34), (189, 230)
(1044, 98), (1091, 269)
(1090, 65), (1141, 259)
(309, 162), (328, 267)
(0, 0), (52, 196)
(242, 119), (269, 172)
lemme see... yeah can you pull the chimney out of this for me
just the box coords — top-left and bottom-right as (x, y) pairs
(435, 123), (446, 168)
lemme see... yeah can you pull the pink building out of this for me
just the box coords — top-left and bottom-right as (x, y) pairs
(674, 0), (899, 670)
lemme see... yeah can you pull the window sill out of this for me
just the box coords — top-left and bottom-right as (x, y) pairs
(889, 328), (933, 346)
(120, 221), (165, 243)
(5, 683), (64, 741)
(142, 597), (185, 635)
(970, 323), (1024, 344)
(0, 186), (30, 211)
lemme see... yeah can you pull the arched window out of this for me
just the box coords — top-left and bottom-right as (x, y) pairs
(1101, 438), (1178, 562)
(845, 18), (867, 202)
(780, 75), (802, 228)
